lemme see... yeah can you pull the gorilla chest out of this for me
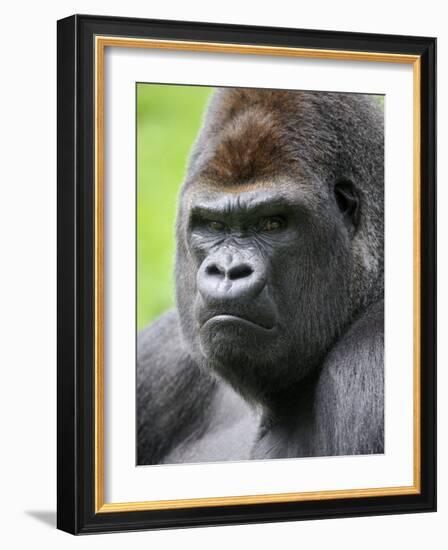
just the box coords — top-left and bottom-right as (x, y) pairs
(162, 385), (262, 464)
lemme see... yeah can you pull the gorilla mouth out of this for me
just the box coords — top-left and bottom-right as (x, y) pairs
(202, 314), (274, 331)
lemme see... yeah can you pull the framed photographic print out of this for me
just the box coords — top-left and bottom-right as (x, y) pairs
(57, 14), (436, 534)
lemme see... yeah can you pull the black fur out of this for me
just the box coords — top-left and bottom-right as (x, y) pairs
(137, 89), (384, 464)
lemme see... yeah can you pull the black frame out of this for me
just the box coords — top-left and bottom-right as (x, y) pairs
(57, 14), (436, 534)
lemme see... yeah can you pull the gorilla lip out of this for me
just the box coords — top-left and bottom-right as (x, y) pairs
(202, 314), (274, 331)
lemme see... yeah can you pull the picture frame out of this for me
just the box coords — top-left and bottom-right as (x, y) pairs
(57, 14), (436, 534)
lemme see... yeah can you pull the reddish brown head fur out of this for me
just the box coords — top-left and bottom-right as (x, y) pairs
(198, 89), (301, 186)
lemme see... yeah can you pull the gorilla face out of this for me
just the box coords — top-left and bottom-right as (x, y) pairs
(176, 178), (355, 400)
(174, 89), (383, 402)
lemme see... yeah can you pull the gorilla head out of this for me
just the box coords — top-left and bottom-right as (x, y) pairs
(174, 88), (384, 405)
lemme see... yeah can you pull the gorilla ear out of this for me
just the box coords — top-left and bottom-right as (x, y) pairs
(334, 180), (360, 230)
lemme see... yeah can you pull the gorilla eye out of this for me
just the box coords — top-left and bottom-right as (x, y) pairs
(208, 220), (227, 232)
(334, 180), (360, 227)
(259, 216), (285, 232)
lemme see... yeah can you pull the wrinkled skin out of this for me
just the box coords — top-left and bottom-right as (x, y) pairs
(137, 89), (384, 464)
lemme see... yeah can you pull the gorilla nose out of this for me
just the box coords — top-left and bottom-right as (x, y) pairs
(198, 254), (265, 303)
(206, 262), (253, 281)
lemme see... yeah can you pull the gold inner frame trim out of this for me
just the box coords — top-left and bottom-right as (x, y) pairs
(94, 35), (421, 514)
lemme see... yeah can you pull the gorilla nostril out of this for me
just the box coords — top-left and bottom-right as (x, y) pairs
(206, 264), (225, 277)
(228, 264), (253, 280)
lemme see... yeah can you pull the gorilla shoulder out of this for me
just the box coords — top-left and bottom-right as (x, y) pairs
(137, 310), (215, 464)
(315, 300), (384, 456)
(137, 309), (190, 385)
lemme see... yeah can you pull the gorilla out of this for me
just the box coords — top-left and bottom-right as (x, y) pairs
(137, 88), (384, 465)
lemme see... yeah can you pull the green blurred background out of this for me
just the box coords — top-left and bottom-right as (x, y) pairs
(137, 87), (383, 331)
(137, 84), (213, 330)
